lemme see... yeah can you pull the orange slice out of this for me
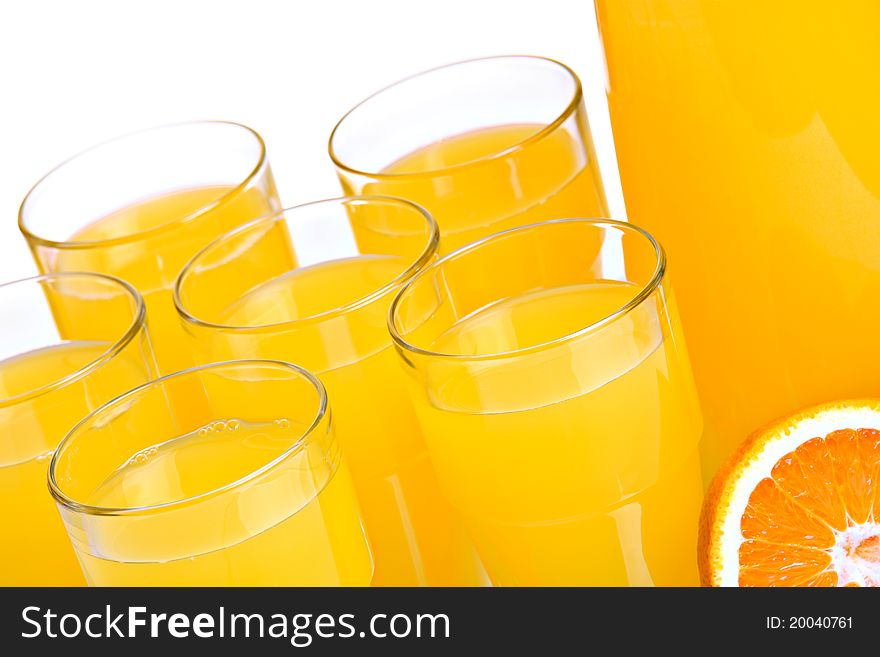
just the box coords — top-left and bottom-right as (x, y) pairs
(700, 399), (880, 586)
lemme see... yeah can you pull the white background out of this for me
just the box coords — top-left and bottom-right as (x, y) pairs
(0, 0), (623, 283)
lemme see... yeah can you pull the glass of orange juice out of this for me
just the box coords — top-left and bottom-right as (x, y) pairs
(389, 219), (704, 586)
(49, 359), (372, 586)
(595, 2), (880, 480)
(329, 56), (609, 253)
(0, 272), (156, 586)
(19, 121), (281, 375)
(174, 196), (487, 586)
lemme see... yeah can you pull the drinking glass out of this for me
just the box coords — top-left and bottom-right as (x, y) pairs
(0, 272), (155, 585)
(175, 196), (487, 586)
(19, 121), (281, 375)
(330, 55), (609, 252)
(50, 360), (373, 586)
(390, 219), (704, 586)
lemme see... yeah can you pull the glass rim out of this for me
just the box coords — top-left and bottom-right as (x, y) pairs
(48, 359), (330, 517)
(174, 195), (440, 333)
(0, 271), (147, 408)
(18, 120), (269, 250)
(388, 218), (667, 362)
(328, 54), (584, 179)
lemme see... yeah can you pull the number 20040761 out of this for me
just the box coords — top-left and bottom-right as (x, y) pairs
(766, 617), (852, 630)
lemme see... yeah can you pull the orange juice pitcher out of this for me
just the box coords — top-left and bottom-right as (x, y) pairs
(595, 1), (880, 479)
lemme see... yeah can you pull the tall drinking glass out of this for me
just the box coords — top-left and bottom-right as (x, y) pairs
(390, 219), (704, 586)
(330, 56), (609, 252)
(595, 1), (880, 479)
(19, 121), (281, 375)
(0, 272), (155, 585)
(175, 196), (487, 586)
(50, 360), (372, 586)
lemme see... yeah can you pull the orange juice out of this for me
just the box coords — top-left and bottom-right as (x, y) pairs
(64, 417), (372, 586)
(187, 253), (487, 586)
(353, 124), (608, 251)
(50, 360), (373, 587)
(596, 1), (880, 478)
(0, 341), (151, 585)
(47, 186), (277, 373)
(403, 281), (703, 585)
(331, 57), (609, 254)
